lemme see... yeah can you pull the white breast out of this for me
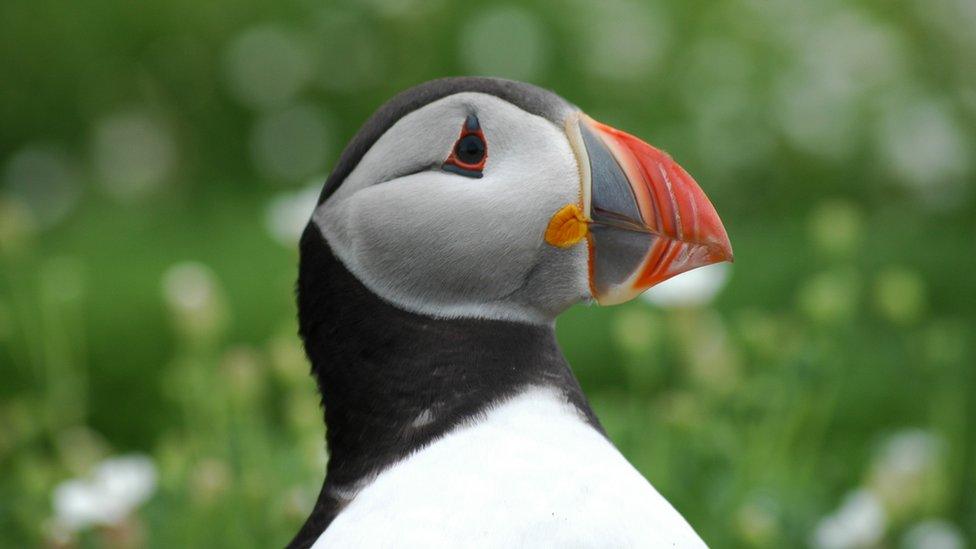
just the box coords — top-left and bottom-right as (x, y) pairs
(312, 387), (705, 548)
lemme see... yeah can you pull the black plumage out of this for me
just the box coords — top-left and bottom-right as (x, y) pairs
(288, 226), (600, 549)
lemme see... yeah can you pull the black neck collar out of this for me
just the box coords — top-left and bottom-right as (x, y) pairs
(287, 225), (600, 548)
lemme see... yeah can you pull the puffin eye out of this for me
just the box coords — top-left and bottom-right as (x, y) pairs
(442, 114), (487, 178)
(455, 135), (486, 165)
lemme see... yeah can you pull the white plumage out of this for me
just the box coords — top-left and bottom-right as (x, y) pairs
(313, 387), (705, 548)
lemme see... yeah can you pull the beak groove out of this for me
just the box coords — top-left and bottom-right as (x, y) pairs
(571, 113), (733, 305)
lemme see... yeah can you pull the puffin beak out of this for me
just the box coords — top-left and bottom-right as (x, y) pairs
(555, 113), (733, 305)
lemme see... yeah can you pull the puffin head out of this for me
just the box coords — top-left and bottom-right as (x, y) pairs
(308, 77), (732, 324)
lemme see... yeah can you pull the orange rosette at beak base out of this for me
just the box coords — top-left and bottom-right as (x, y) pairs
(544, 203), (589, 249)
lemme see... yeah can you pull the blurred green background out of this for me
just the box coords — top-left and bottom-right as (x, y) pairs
(2, 0), (974, 547)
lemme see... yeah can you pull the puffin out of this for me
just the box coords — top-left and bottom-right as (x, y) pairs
(288, 77), (732, 548)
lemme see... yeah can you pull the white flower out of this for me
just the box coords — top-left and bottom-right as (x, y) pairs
(902, 519), (965, 549)
(161, 262), (227, 339)
(162, 262), (218, 314)
(641, 262), (731, 308)
(811, 489), (887, 549)
(773, 9), (906, 161)
(869, 429), (943, 514)
(876, 430), (940, 477)
(875, 92), (971, 210)
(92, 108), (177, 201)
(264, 182), (321, 247)
(52, 454), (157, 532)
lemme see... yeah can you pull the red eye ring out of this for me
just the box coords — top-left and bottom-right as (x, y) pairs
(443, 114), (487, 178)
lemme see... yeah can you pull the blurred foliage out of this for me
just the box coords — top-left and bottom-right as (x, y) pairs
(1, 0), (975, 547)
